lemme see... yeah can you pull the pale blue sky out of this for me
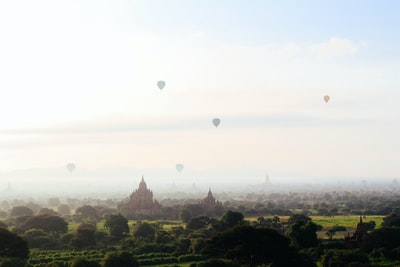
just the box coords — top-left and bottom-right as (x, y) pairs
(0, 1), (399, 189)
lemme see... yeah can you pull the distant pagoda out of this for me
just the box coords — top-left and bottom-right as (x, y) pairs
(264, 172), (271, 185)
(118, 176), (162, 218)
(200, 188), (222, 207)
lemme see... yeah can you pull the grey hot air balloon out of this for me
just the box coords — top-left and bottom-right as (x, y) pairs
(212, 118), (221, 128)
(324, 95), (330, 103)
(157, 80), (166, 90)
(66, 163), (76, 173)
(176, 164), (184, 173)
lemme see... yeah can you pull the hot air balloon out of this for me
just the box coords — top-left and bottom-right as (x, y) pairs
(157, 80), (166, 90)
(66, 163), (75, 173)
(324, 95), (330, 103)
(212, 118), (221, 128)
(176, 164), (184, 173)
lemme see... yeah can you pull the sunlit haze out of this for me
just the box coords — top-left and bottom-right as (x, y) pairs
(0, 1), (399, 195)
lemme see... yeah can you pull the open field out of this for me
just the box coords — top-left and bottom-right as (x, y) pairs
(310, 215), (384, 228)
(246, 215), (384, 228)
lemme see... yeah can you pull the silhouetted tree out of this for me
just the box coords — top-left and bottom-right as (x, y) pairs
(47, 197), (60, 207)
(322, 249), (369, 267)
(0, 227), (29, 259)
(57, 204), (71, 215)
(74, 205), (99, 222)
(70, 257), (100, 267)
(9, 206), (33, 217)
(155, 229), (174, 244)
(179, 208), (192, 223)
(0, 257), (27, 267)
(186, 216), (213, 231)
(133, 222), (155, 241)
(21, 214), (68, 235)
(287, 220), (319, 248)
(202, 225), (315, 266)
(22, 229), (59, 249)
(222, 210), (244, 227)
(196, 259), (240, 267)
(361, 227), (400, 256)
(101, 251), (139, 267)
(38, 208), (58, 216)
(382, 212), (400, 228)
(185, 204), (204, 217)
(104, 214), (129, 239)
(71, 223), (96, 248)
(0, 221), (7, 229)
(288, 214), (311, 225)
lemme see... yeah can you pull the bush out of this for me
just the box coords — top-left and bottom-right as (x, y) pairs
(70, 257), (100, 267)
(0, 258), (27, 267)
(101, 251), (139, 267)
(178, 254), (206, 262)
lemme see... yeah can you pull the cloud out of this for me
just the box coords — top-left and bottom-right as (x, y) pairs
(279, 42), (301, 58)
(309, 37), (363, 60)
(0, 113), (370, 136)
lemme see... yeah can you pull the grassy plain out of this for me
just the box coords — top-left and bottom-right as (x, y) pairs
(310, 215), (384, 228)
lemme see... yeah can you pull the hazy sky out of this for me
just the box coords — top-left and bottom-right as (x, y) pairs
(0, 1), (399, 188)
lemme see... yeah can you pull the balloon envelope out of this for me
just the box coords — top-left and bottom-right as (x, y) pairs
(176, 164), (184, 173)
(157, 80), (166, 90)
(66, 163), (75, 172)
(324, 95), (330, 103)
(212, 118), (221, 127)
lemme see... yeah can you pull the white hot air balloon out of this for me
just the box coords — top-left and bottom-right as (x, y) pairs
(66, 163), (76, 173)
(212, 118), (221, 128)
(323, 95), (330, 103)
(176, 164), (184, 173)
(157, 80), (166, 90)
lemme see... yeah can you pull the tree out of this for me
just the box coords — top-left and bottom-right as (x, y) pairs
(361, 227), (400, 255)
(185, 204), (205, 217)
(9, 206), (33, 217)
(101, 251), (139, 267)
(287, 220), (319, 248)
(38, 208), (58, 216)
(71, 223), (96, 248)
(202, 225), (316, 266)
(133, 222), (155, 241)
(197, 259), (240, 267)
(47, 197), (60, 207)
(21, 214), (68, 235)
(0, 221), (7, 229)
(70, 257), (100, 267)
(25, 202), (41, 214)
(57, 204), (71, 215)
(322, 249), (369, 267)
(74, 205), (99, 222)
(104, 214), (129, 239)
(155, 229), (174, 244)
(326, 229), (336, 240)
(179, 208), (192, 223)
(0, 227), (29, 259)
(0, 257), (27, 267)
(288, 214), (311, 225)
(382, 212), (400, 228)
(220, 210), (244, 229)
(186, 216), (213, 231)
(22, 229), (59, 249)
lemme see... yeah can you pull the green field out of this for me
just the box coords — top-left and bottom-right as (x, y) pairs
(247, 215), (385, 240)
(246, 215), (384, 228)
(311, 215), (384, 228)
